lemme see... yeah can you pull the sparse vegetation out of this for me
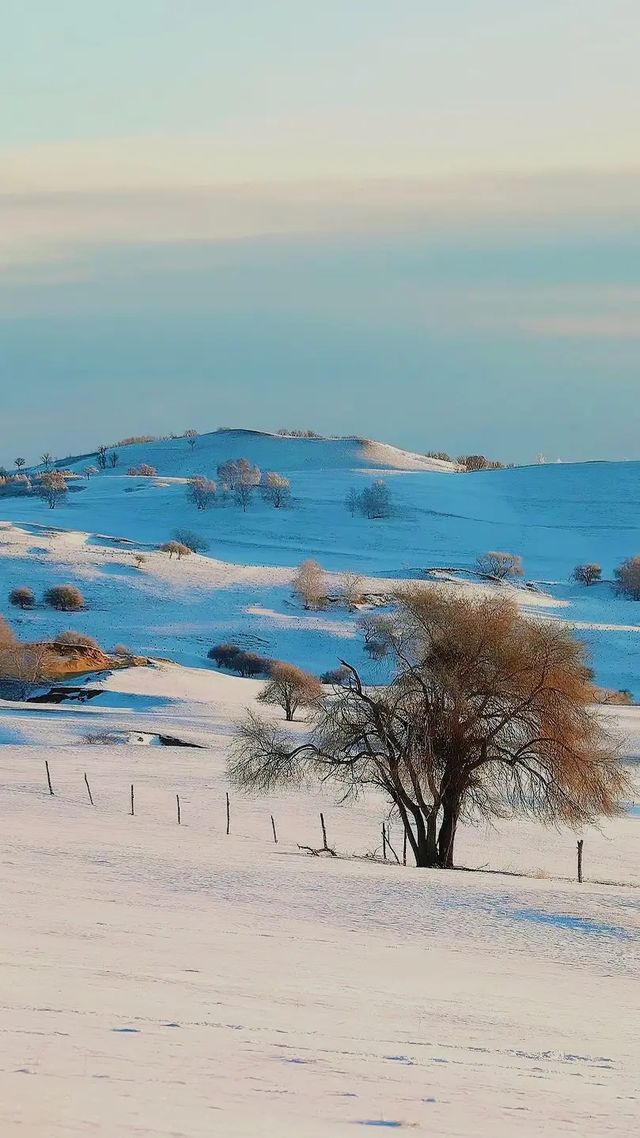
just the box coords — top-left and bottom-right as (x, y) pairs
(38, 470), (68, 509)
(320, 664), (352, 686)
(346, 479), (393, 519)
(261, 471), (291, 508)
(127, 464), (157, 477)
(54, 630), (99, 649)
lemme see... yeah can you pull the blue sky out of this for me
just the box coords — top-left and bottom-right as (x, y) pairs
(1, 1), (639, 463)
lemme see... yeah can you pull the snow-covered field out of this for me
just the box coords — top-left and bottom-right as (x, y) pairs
(1, 430), (639, 1136)
(2, 429), (640, 693)
(0, 664), (639, 1138)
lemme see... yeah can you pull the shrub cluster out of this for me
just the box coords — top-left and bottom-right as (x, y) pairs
(9, 584), (85, 611)
(207, 643), (272, 677)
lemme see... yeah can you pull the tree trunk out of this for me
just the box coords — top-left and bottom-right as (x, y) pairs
(409, 808), (439, 867)
(437, 800), (460, 868)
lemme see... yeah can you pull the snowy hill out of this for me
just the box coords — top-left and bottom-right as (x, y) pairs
(2, 431), (640, 695)
(56, 428), (458, 477)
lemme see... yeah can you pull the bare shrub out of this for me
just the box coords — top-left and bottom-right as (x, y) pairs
(114, 643), (132, 657)
(44, 585), (85, 611)
(83, 731), (121, 745)
(614, 556), (640, 600)
(38, 471), (67, 509)
(261, 471), (291, 508)
(230, 589), (627, 870)
(208, 643), (241, 669)
(340, 571), (364, 610)
(475, 551), (524, 581)
(347, 480), (392, 519)
(172, 528), (209, 553)
(127, 464), (157, 477)
(320, 665), (352, 686)
(292, 560), (327, 610)
(134, 554), (146, 568)
(54, 630), (99, 649)
(572, 563), (602, 587)
(159, 541), (192, 560)
(257, 662), (323, 721)
(9, 586), (35, 610)
(187, 475), (217, 510)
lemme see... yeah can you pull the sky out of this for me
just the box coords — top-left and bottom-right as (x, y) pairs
(1, 0), (639, 464)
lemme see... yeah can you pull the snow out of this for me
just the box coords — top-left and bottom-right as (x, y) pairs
(1, 430), (640, 1135)
(0, 665), (638, 1137)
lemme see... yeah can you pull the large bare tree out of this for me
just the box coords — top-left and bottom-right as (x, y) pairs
(230, 590), (626, 869)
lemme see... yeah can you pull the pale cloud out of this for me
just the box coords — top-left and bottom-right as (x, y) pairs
(1, 167), (639, 274)
(520, 316), (640, 340)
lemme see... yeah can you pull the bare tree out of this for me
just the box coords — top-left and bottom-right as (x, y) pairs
(257, 662), (323, 721)
(38, 471), (68, 509)
(14, 457), (26, 470)
(230, 590), (626, 869)
(0, 640), (52, 700)
(292, 560), (327, 610)
(109, 451), (119, 468)
(345, 487), (359, 517)
(572, 563), (602, 587)
(159, 540), (192, 560)
(44, 585), (85, 611)
(172, 528), (209, 552)
(187, 475), (217, 510)
(41, 453), (53, 469)
(217, 458), (260, 509)
(475, 551), (524, 582)
(96, 445), (108, 470)
(614, 556), (640, 600)
(84, 466), (98, 479)
(262, 471), (291, 508)
(184, 429), (199, 449)
(340, 571), (364, 610)
(9, 586), (35, 610)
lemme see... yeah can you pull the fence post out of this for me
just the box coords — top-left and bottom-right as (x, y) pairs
(45, 760), (54, 796)
(271, 815), (278, 844)
(320, 812), (328, 850)
(382, 823), (388, 861)
(577, 838), (583, 883)
(226, 792), (230, 835)
(84, 772), (94, 806)
(176, 794), (181, 825)
(130, 784), (135, 816)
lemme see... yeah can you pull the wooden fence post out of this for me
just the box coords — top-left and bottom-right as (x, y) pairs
(130, 784), (135, 816)
(84, 772), (94, 806)
(577, 839), (584, 883)
(226, 792), (230, 835)
(271, 815), (278, 844)
(320, 812), (328, 851)
(45, 760), (54, 796)
(382, 823), (388, 861)
(176, 794), (181, 825)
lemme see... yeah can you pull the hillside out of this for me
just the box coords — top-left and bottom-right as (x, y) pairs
(2, 433), (640, 695)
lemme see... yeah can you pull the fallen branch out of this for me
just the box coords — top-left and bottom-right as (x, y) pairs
(297, 843), (337, 857)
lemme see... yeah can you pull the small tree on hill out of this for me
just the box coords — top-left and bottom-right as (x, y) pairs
(262, 472), (291, 508)
(208, 643), (242, 669)
(614, 556), (640, 600)
(9, 586), (35, 610)
(172, 528), (209, 553)
(109, 451), (119, 468)
(185, 429), (199, 449)
(257, 662), (323, 721)
(96, 445), (108, 470)
(44, 584), (85, 611)
(292, 560), (327, 610)
(14, 457), (25, 470)
(159, 541), (191, 560)
(476, 551), (524, 582)
(187, 475), (217, 510)
(572, 563), (602, 587)
(38, 471), (68, 509)
(340, 571), (364, 610)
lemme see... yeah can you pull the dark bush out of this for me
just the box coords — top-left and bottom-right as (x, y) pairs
(44, 585), (85, 611)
